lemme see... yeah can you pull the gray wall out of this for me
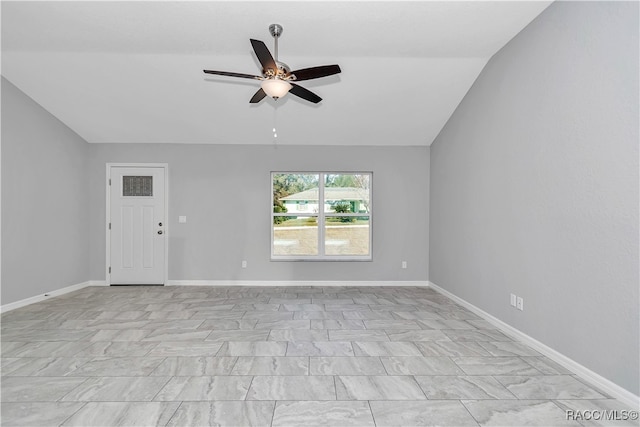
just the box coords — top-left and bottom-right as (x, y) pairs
(89, 144), (429, 282)
(1, 77), (91, 304)
(430, 1), (639, 395)
(1, 76), (429, 305)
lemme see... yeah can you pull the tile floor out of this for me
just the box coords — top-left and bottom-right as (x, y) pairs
(0, 286), (635, 426)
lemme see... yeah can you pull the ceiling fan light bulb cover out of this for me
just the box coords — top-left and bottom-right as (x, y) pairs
(261, 79), (292, 99)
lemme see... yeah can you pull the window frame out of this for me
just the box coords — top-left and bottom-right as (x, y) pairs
(271, 171), (372, 261)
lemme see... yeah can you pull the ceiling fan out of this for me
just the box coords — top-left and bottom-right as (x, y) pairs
(203, 24), (341, 104)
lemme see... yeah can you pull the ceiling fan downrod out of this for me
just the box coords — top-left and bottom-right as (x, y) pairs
(268, 24), (290, 78)
(269, 24), (283, 61)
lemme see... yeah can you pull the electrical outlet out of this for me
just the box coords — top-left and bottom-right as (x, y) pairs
(241, 260), (247, 268)
(401, 261), (407, 269)
(510, 294), (517, 307)
(516, 296), (524, 311)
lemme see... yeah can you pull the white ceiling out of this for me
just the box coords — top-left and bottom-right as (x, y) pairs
(2, 1), (552, 146)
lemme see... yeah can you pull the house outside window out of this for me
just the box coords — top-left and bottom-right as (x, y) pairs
(272, 172), (372, 260)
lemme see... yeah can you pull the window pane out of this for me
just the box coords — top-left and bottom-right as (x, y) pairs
(271, 172), (372, 260)
(324, 174), (370, 213)
(325, 217), (370, 256)
(123, 176), (152, 197)
(273, 216), (318, 256)
(273, 173), (320, 214)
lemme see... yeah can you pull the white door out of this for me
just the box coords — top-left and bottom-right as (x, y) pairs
(109, 166), (166, 285)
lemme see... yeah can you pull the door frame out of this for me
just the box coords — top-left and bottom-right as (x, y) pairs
(106, 163), (169, 286)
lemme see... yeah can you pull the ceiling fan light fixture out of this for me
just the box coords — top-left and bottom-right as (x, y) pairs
(261, 78), (292, 99)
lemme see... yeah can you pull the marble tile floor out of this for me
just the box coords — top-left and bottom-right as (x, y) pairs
(0, 286), (635, 426)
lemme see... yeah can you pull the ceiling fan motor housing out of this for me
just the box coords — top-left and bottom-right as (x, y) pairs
(276, 62), (291, 77)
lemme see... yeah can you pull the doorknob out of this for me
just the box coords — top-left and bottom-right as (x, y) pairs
(158, 222), (163, 227)
(157, 230), (163, 235)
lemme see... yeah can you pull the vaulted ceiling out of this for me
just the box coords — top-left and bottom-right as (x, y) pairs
(2, 1), (552, 146)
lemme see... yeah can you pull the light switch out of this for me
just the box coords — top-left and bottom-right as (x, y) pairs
(178, 216), (187, 223)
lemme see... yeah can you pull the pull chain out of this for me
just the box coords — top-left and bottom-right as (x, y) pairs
(273, 107), (278, 141)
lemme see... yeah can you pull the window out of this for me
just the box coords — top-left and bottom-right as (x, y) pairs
(123, 176), (153, 197)
(272, 172), (372, 260)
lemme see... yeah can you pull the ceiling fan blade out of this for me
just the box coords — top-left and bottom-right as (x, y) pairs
(250, 39), (277, 74)
(290, 65), (342, 81)
(203, 70), (262, 80)
(289, 83), (322, 104)
(250, 88), (267, 103)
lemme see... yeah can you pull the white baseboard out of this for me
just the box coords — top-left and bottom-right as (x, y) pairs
(166, 280), (430, 287)
(0, 280), (105, 313)
(428, 281), (640, 410)
(88, 280), (108, 287)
